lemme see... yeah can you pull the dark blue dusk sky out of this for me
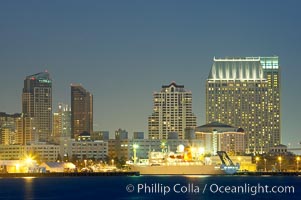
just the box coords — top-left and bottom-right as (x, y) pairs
(0, 0), (300, 146)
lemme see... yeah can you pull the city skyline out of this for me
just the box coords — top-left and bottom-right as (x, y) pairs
(0, 1), (301, 147)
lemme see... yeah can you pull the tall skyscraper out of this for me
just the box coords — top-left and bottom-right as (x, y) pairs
(206, 57), (281, 154)
(22, 71), (52, 143)
(52, 103), (71, 143)
(259, 57), (281, 149)
(71, 84), (93, 139)
(148, 82), (197, 139)
(52, 112), (61, 143)
(60, 103), (72, 138)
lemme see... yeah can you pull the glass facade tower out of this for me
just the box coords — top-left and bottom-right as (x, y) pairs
(22, 71), (52, 143)
(71, 84), (93, 139)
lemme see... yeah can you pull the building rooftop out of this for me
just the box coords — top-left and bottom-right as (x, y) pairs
(162, 82), (184, 88)
(0, 112), (22, 118)
(26, 71), (51, 81)
(159, 82), (188, 93)
(208, 57), (265, 81)
(71, 84), (92, 95)
(197, 121), (234, 128)
(41, 162), (64, 168)
(195, 122), (243, 133)
(79, 131), (90, 136)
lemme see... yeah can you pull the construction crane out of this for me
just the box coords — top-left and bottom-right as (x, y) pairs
(217, 151), (240, 174)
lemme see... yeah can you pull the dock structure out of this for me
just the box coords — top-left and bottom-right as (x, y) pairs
(0, 171), (140, 178)
(235, 171), (301, 176)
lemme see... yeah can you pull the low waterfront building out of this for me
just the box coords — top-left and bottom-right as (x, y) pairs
(195, 122), (245, 155)
(60, 139), (108, 161)
(0, 160), (38, 173)
(108, 139), (130, 160)
(0, 144), (60, 162)
(269, 144), (288, 155)
(26, 143), (60, 162)
(108, 129), (130, 160)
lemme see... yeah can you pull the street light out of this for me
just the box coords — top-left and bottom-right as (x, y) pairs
(255, 157), (260, 171)
(198, 147), (205, 155)
(161, 142), (166, 153)
(191, 147), (196, 160)
(111, 159), (114, 166)
(238, 157), (241, 167)
(25, 156), (34, 165)
(296, 157), (300, 172)
(278, 156), (282, 172)
(133, 143), (139, 164)
(177, 144), (185, 153)
(264, 158), (267, 172)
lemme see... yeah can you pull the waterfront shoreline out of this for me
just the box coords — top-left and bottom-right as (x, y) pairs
(1, 171), (300, 177)
(235, 171), (301, 176)
(0, 171), (140, 177)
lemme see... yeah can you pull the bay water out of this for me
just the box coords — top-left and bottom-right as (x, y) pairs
(0, 175), (300, 200)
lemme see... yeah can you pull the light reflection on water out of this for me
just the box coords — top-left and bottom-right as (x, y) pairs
(23, 177), (34, 199)
(182, 175), (210, 178)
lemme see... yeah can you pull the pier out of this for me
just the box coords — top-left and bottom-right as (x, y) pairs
(0, 171), (140, 178)
(235, 171), (301, 176)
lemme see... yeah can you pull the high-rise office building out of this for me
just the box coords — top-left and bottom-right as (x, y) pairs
(206, 57), (281, 154)
(71, 84), (93, 139)
(148, 82), (197, 139)
(52, 112), (61, 143)
(52, 103), (71, 143)
(0, 112), (22, 145)
(259, 57), (281, 149)
(22, 71), (52, 143)
(60, 104), (71, 138)
(23, 116), (35, 145)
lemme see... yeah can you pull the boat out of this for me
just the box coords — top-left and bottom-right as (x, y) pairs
(128, 148), (239, 175)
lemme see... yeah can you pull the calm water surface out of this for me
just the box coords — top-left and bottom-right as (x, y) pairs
(0, 175), (300, 200)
